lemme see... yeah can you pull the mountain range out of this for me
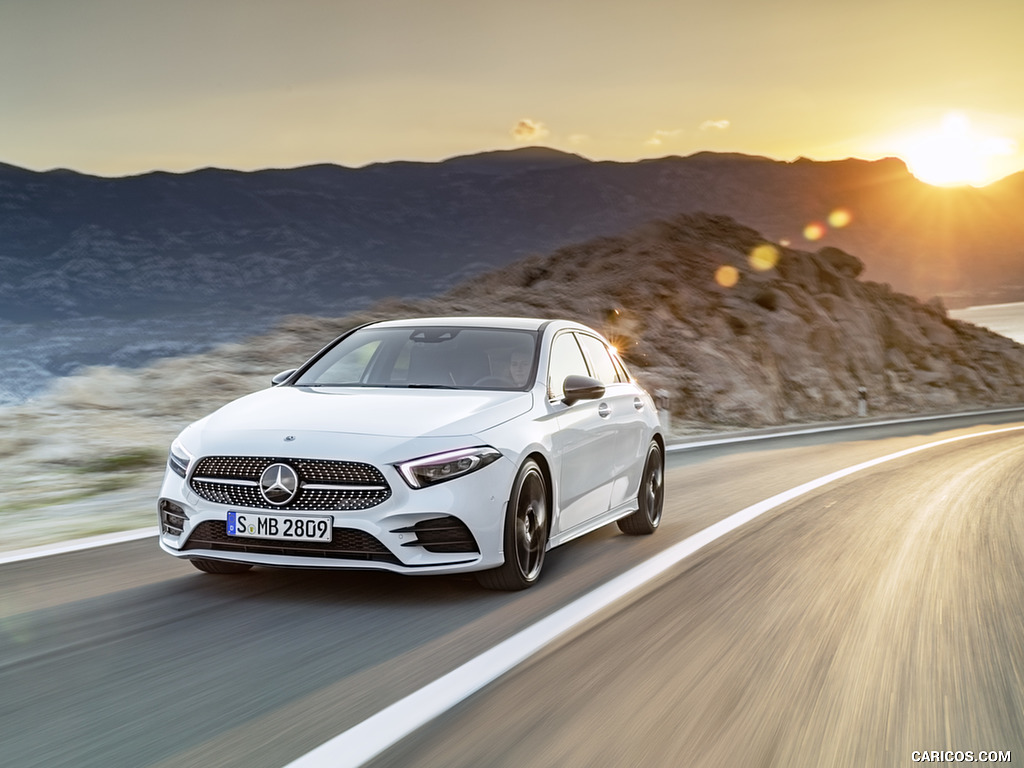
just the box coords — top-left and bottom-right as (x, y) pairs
(3, 147), (1024, 325)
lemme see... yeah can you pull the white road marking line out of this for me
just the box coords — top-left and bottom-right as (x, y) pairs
(0, 527), (157, 565)
(284, 424), (1024, 768)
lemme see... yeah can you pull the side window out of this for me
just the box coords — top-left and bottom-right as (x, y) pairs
(576, 334), (619, 385)
(547, 333), (590, 400)
(312, 339), (381, 384)
(387, 344), (411, 383)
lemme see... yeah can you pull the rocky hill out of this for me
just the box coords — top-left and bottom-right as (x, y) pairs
(3, 148), (1024, 326)
(407, 213), (1024, 427)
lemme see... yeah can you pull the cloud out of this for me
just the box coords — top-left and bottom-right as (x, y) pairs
(699, 119), (731, 131)
(512, 119), (549, 142)
(568, 133), (589, 145)
(645, 129), (683, 147)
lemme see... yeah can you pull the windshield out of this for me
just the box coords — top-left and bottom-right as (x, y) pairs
(294, 326), (539, 390)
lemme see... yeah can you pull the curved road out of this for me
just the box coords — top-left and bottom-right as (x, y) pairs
(2, 413), (1023, 767)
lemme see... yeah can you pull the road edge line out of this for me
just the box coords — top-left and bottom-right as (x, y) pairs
(0, 527), (158, 565)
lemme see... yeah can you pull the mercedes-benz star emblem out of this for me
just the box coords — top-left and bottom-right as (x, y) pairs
(259, 463), (299, 506)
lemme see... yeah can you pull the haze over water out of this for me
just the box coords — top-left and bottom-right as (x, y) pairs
(949, 302), (1024, 345)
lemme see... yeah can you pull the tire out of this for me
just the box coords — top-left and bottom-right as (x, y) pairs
(190, 558), (253, 574)
(617, 441), (664, 535)
(476, 458), (550, 590)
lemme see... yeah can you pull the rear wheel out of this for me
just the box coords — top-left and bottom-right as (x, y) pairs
(476, 458), (549, 590)
(617, 441), (664, 535)
(190, 558), (253, 574)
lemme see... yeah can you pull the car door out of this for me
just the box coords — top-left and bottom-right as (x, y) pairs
(548, 331), (617, 534)
(575, 333), (648, 510)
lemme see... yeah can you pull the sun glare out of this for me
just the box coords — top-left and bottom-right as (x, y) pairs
(900, 112), (1017, 187)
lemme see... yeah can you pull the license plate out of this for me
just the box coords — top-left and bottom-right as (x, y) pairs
(227, 511), (333, 542)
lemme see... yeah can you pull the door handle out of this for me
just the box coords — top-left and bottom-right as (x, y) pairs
(597, 402), (610, 418)
(633, 397), (644, 411)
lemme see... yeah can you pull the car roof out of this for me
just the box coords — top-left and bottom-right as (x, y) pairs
(370, 316), (555, 332)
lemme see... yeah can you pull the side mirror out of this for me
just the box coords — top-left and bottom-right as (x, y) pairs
(562, 374), (605, 405)
(271, 369), (297, 386)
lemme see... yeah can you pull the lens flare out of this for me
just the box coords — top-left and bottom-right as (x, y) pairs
(803, 222), (826, 241)
(604, 334), (630, 357)
(899, 112), (1018, 187)
(828, 208), (852, 228)
(748, 244), (779, 272)
(715, 265), (739, 287)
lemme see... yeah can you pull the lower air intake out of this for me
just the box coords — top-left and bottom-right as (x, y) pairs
(392, 516), (480, 554)
(183, 521), (400, 564)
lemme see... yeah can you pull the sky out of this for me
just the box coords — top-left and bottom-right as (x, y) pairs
(3, 0), (1023, 185)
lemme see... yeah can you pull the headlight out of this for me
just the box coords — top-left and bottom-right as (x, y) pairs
(396, 446), (502, 489)
(168, 437), (194, 479)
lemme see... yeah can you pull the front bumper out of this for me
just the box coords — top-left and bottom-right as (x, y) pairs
(157, 454), (516, 575)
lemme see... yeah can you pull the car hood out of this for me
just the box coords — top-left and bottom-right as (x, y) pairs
(199, 385), (534, 440)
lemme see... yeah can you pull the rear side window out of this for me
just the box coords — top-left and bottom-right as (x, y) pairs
(547, 333), (590, 399)
(610, 352), (632, 383)
(576, 334), (620, 385)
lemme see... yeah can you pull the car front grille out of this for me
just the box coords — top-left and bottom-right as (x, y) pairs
(189, 456), (392, 511)
(183, 520), (400, 564)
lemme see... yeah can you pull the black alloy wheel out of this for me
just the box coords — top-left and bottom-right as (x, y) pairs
(476, 458), (549, 590)
(617, 441), (664, 535)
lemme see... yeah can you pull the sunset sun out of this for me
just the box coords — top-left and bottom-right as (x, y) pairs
(899, 112), (1017, 187)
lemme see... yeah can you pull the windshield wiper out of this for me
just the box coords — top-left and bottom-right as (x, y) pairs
(405, 383), (459, 389)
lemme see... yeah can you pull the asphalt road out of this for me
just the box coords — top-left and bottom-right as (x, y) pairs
(3, 413), (1024, 767)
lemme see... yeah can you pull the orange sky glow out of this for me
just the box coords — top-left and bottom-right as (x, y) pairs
(2, 0), (1022, 185)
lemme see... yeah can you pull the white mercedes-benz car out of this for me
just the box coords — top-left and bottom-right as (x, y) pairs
(158, 317), (664, 589)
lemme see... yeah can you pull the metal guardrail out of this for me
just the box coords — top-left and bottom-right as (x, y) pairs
(666, 405), (1024, 452)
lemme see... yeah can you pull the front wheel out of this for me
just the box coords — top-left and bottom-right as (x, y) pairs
(617, 441), (664, 535)
(476, 458), (549, 590)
